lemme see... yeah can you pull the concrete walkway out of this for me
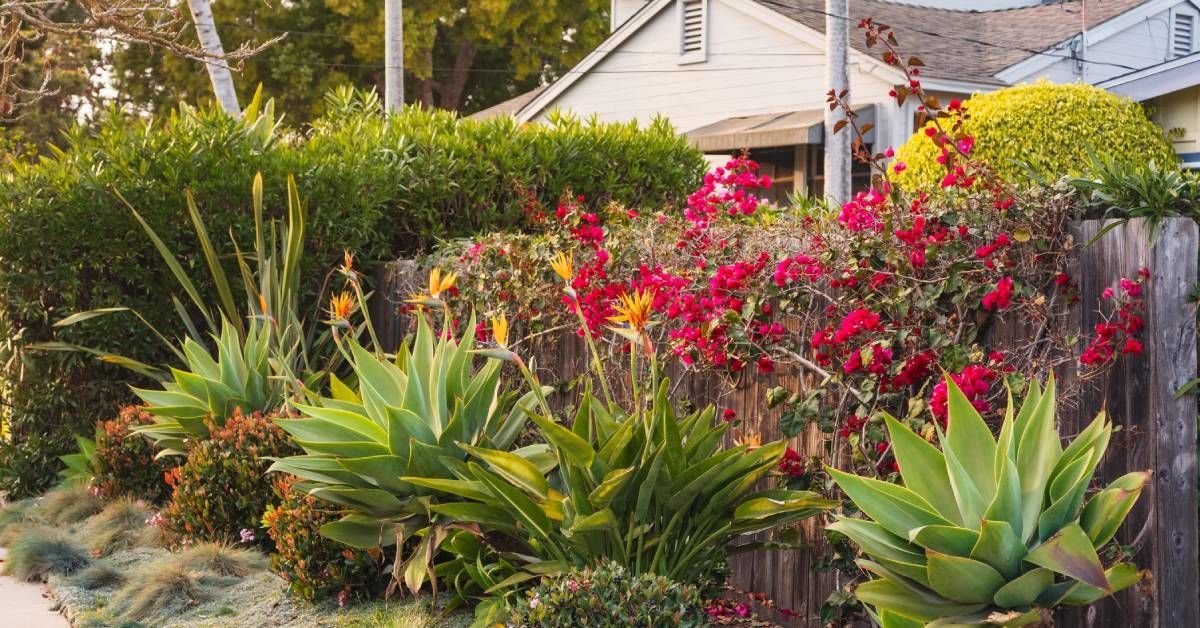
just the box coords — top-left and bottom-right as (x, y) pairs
(0, 547), (69, 627)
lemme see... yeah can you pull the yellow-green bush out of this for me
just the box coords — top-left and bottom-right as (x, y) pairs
(895, 81), (1177, 188)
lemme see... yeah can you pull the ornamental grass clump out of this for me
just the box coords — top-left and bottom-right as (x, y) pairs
(2, 525), (91, 581)
(38, 484), (105, 524)
(828, 377), (1148, 627)
(83, 497), (159, 556)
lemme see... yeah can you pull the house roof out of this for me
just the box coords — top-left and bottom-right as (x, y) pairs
(1098, 51), (1200, 101)
(469, 86), (547, 120)
(753, 0), (1148, 84)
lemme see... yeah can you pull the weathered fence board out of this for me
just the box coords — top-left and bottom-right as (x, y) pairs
(374, 217), (1198, 627)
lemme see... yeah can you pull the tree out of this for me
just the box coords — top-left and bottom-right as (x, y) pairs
(110, 0), (610, 119)
(0, 0), (273, 118)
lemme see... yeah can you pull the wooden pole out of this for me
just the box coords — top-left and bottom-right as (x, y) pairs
(823, 0), (851, 205)
(385, 0), (405, 113)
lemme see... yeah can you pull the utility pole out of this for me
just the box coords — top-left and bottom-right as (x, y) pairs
(824, 0), (851, 205)
(185, 0), (240, 116)
(385, 0), (405, 112)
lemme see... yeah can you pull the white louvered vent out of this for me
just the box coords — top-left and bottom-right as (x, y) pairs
(681, 0), (705, 58)
(1174, 11), (1196, 58)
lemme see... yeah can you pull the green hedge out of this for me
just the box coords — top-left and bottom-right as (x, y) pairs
(0, 88), (705, 497)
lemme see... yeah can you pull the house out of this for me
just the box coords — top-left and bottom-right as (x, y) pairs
(483, 0), (1200, 199)
(1098, 51), (1200, 169)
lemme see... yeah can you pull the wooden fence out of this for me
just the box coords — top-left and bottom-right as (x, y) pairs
(373, 217), (1198, 627)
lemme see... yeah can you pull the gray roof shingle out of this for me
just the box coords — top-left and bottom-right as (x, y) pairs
(755, 0), (1149, 83)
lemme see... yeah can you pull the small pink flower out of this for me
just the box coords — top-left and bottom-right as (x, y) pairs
(1102, 287), (1115, 300)
(892, 160), (907, 174)
(239, 528), (256, 543)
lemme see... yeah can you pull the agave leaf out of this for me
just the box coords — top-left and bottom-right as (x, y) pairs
(943, 376), (997, 501)
(1015, 376), (1062, 542)
(1050, 411), (1110, 491)
(571, 508), (617, 532)
(927, 609), (1041, 627)
(879, 610), (926, 628)
(1037, 451), (1094, 541)
(430, 503), (519, 535)
(1060, 562), (1143, 605)
(828, 467), (953, 539)
(910, 525), (980, 556)
(983, 455), (1023, 539)
(338, 455), (413, 493)
(994, 387), (1017, 482)
(290, 405), (388, 443)
(320, 513), (399, 548)
(403, 477), (496, 503)
(926, 550), (1007, 604)
(992, 567), (1054, 608)
(1079, 470), (1150, 547)
(885, 414), (962, 524)
(386, 406), (436, 458)
(1024, 522), (1109, 590)
(854, 577), (986, 622)
(860, 555), (933, 589)
(942, 437), (989, 530)
(267, 455), (373, 487)
(307, 486), (407, 517)
(330, 373), (361, 403)
(970, 519), (1025, 580)
(828, 517), (925, 565)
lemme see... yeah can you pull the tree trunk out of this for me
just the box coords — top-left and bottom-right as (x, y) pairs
(823, 0), (851, 204)
(436, 42), (477, 112)
(185, 0), (239, 115)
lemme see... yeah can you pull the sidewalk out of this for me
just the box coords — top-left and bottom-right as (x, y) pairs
(0, 548), (68, 627)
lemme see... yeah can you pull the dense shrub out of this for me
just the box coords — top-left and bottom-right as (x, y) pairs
(159, 409), (298, 546)
(261, 477), (385, 602)
(509, 561), (705, 628)
(895, 81), (1177, 188)
(0, 88), (704, 498)
(92, 405), (174, 503)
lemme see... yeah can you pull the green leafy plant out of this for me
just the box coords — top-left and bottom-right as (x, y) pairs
(1066, 153), (1199, 244)
(57, 433), (97, 488)
(131, 318), (281, 454)
(159, 409), (298, 546)
(508, 560), (706, 627)
(262, 476), (385, 602)
(828, 377), (1148, 627)
(268, 313), (542, 595)
(92, 405), (175, 503)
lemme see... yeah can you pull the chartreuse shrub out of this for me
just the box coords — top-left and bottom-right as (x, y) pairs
(828, 377), (1148, 627)
(895, 81), (1176, 188)
(268, 313), (543, 594)
(262, 477), (386, 602)
(160, 409), (298, 546)
(0, 87), (703, 499)
(509, 560), (705, 627)
(92, 405), (174, 503)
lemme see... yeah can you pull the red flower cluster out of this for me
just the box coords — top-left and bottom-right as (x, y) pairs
(778, 447), (805, 478)
(1081, 269), (1148, 366)
(981, 276), (1014, 311)
(837, 188), (887, 232)
(930, 364), (997, 425)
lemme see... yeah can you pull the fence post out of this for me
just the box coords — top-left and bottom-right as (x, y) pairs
(1062, 217), (1198, 627)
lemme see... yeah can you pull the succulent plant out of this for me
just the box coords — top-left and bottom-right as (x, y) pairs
(828, 376), (1148, 627)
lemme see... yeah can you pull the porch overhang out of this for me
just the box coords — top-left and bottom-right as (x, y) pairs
(685, 105), (876, 152)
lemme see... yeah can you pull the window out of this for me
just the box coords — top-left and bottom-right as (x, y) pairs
(679, 0), (706, 63)
(1173, 7), (1197, 58)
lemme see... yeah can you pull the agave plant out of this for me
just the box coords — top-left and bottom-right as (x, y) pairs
(408, 378), (835, 606)
(131, 318), (281, 455)
(828, 376), (1148, 627)
(267, 315), (546, 594)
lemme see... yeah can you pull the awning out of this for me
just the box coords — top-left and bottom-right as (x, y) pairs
(686, 105), (876, 152)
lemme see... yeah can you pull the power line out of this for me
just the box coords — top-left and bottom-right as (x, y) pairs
(753, 0), (1144, 73)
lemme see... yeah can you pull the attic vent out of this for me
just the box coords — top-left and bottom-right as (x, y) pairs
(1174, 10), (1196, 58)
(680, 0), (706, 60)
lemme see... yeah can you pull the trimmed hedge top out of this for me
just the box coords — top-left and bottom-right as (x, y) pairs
(895, 81), (1177, 188)
(0, 88), (705, 498)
